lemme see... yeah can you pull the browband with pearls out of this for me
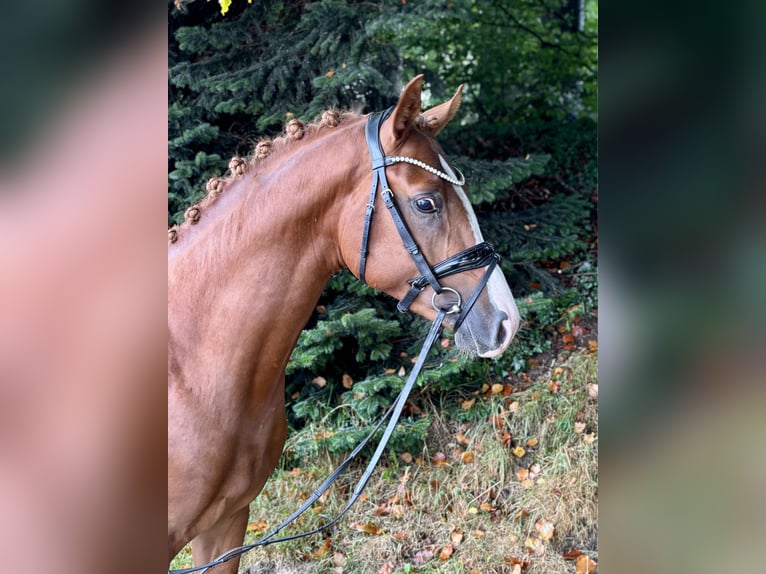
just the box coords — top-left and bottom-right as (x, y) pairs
(384, 156), (466, 187)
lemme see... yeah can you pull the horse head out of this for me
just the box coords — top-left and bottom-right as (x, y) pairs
(339, 75), (520, 357)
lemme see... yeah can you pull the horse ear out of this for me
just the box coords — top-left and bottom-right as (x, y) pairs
(389, 75), (424, 142)
(421, 84), (463, 137)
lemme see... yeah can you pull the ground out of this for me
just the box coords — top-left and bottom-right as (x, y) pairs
(171, 347), (598, 574)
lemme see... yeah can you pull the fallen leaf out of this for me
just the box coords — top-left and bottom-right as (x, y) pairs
(379, 561), (394, 574)
(526, 437), (539, 448)
(582, 432), (596, 445)
(455, 432), (471, 445)
(587, 383), (599, 399)
(516, 468), (529, 481)
(471, 529), (485, 538)
(311, 376), (327, 388)
(400, 452), (413, 464)
(431, 452), (447, 467)
(490, 414), (505, 430)
(398, 366), (406, 377)
(524, 536), (545, 556)
(548, 380), (560, 393)
(246, 519), (267, 532)
(480, 502), (493, 512)
(451, 530), (464, 546)
(325, 70), (335, 77)
(512, 446), (526, 458)
(333, 552), (347, 566)
(314, 538), (331, 558)
(571, 324), (586, 338)
(491, 383), (504, 394)
(342, 374), (353, 389)
(508, 401), (520, 413)
(440, 338), (451, 348)
(461, 398), (476, 410)
(501, 431), (512, 446)
(393, 532), (407, 540)
(553, 367), (564, 377)
(510, 565), (522, 574)
(439, 544), (454, 561)
(587, 340), (598, 352)
(461, 451), (475, 464)
(534, 519), (555, 542)
(412, 546), (435, 566)
(562, 549), (584, 560)
(576, 554), (597, 574)
(574, 421), (587, 433)
(353, 522), (383, 535)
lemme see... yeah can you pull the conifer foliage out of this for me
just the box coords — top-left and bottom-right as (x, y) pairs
(169, 0), (598, 458)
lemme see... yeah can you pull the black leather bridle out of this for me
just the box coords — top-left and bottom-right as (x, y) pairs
(169, 109), (503, 574)
(359, 107), (501, 331)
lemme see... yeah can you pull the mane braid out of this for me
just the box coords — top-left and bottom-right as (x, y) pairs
(168, 108), (353, 245)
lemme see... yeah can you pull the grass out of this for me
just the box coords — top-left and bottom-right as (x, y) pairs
(171, 349), (598, 573)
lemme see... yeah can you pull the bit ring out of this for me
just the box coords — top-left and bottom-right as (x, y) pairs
(432, 287), (462, 315)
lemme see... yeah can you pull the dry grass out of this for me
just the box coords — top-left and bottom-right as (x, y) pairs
(171, 349), (597, 574)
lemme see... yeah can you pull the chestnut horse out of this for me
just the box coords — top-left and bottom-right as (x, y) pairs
(168, 76), (520, 572)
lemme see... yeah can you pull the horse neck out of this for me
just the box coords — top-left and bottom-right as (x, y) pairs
(168, 121), (366, 397)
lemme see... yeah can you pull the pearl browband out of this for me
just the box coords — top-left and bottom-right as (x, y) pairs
(385, 156), (466, 187)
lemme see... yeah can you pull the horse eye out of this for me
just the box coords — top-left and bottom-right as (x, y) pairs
(414, 197), (438, 213)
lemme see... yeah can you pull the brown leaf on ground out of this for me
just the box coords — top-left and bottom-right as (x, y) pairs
(534, 519), (555, 541)
(246, 519), (267, 532)
(439, 544), (454, 561)
(431, 452), (447, 467)
(353, 522), (383, 535)
(524, 536), (545, 556)
(379, 561), (394, 574)
(341, 373), (353, 389)
(412, 546), (435, 566)
(450, 529), (464, 546)
(314, 538), (331, 558)
(512, 445), (526, 458)
(461, 398), (476, 410)
(454, 432), (471, 445)
(576, 555), (597, 574)
(332, 552), (347, 567)
(461, 451), (475, 464)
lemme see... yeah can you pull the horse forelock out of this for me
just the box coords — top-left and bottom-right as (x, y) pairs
(168, 109), (358, 247)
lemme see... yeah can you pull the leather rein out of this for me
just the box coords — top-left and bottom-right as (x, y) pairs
(169, 108), (501, 574)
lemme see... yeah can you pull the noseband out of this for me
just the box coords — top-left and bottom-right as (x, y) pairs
(359, 107), (500, 331)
